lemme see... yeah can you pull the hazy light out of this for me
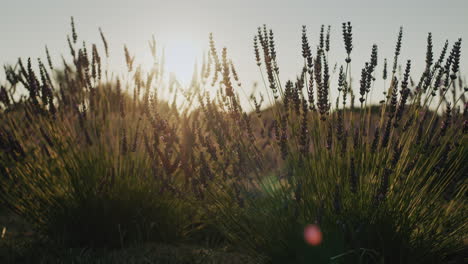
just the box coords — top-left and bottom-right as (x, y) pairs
(163, 40), (199, 86)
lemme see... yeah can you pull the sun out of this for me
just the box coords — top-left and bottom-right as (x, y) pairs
(161, 40), (200, 86)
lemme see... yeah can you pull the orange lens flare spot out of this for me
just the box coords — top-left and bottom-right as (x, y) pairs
(304, 224), (322, 246)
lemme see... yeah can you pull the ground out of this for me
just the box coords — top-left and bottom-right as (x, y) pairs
(0, 210), (256, 264)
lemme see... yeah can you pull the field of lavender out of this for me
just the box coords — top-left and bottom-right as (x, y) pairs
(0, 19), (466, 264)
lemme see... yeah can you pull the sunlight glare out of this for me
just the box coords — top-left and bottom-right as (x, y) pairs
(163, 40), (199, 86)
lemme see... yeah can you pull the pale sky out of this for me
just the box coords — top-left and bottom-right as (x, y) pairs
(1, 0), (467, 105)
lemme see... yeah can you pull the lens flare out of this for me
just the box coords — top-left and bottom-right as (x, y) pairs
(304, 224), (322, 246)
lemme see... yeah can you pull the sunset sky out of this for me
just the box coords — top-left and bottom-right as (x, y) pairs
(1, 0), (467, 104)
